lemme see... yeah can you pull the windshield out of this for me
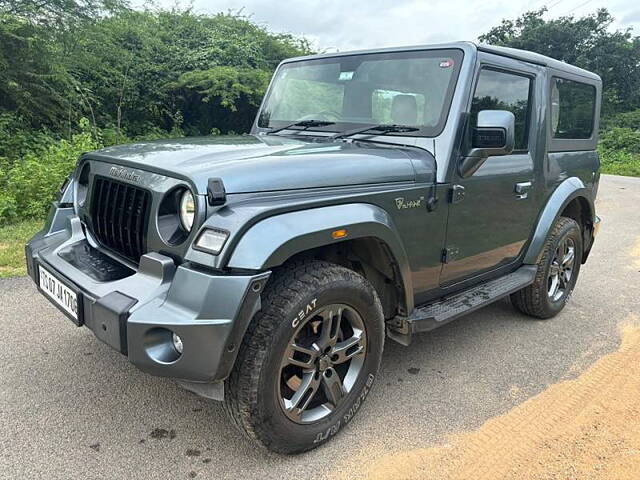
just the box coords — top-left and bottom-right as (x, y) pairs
(258, 49), (464, 137)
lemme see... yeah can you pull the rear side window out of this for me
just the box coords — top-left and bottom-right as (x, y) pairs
(551, 78), (595, 139)
(471, 68), (532, 151)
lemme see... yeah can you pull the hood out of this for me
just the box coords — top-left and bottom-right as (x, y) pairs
(88, 135), (420, 194)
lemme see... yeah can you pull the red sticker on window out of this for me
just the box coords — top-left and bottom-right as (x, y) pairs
(439, 59), (454, 68)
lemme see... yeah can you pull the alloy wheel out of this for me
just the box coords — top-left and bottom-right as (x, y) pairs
(547, 236), (576, 301)
(278, 304), (367, 423)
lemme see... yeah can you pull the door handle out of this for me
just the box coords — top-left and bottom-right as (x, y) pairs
(515, 181), (533, 199)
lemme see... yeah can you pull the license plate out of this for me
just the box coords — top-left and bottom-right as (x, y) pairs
(38, 265), (81, 324)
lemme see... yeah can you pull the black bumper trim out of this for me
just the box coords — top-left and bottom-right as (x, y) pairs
(89, 292), (138, 355)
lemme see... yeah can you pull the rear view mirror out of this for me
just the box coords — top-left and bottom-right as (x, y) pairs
(471, 110), (515, 155)
(459, 110), (515, 178)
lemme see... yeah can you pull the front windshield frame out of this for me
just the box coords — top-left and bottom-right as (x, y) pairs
(256, 48), (465, 138)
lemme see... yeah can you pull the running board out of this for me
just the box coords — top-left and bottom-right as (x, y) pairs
(387, 265), (537, 346)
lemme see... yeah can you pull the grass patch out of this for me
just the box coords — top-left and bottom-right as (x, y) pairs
(0, 219), (42, 278)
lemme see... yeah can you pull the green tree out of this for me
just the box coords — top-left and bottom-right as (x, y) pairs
(479, 8), (640, 116)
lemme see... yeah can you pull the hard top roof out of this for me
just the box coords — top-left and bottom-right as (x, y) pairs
(282, 41), (601, 83)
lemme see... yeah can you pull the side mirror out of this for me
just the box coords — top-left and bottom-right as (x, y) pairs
(459, 110), (516, 178)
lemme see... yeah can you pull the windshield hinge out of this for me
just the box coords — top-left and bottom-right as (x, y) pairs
(207, 177), (226, 206)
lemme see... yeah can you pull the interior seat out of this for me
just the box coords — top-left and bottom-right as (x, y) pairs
(391, 95), (418, 125)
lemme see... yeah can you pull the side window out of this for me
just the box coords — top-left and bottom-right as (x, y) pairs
(551, 78), (595, 139)
(471, 69), (532, 151)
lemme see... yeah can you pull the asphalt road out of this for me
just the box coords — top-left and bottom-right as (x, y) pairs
(1, 175), (639, 480)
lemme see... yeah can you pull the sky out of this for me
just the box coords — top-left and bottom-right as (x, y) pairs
(153, 0), (640, 52)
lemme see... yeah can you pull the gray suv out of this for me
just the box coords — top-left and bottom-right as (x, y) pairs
(26, 42), (602, 454)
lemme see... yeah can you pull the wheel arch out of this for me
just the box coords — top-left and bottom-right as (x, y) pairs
(524, 177), (595, 265)
(227, 203), (414, 315)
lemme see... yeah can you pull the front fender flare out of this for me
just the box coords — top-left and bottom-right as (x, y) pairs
(227, 203), (414, 311)
(523, 177), (594, 265)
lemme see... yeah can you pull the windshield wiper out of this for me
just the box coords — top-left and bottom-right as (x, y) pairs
(330, 124), (419, 140)
(267, 120), (335, 135)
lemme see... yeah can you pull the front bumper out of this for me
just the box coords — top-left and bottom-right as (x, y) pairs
(26, 207), (270, 386)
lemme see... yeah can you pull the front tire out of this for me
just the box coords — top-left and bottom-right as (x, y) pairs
(223, 260), (384, 454)
(511, 216), (583, 319)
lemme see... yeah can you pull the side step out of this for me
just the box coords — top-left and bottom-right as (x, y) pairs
(387, 265), (537, 346)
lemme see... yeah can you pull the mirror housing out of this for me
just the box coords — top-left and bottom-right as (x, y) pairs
(459, 110), (516, 178)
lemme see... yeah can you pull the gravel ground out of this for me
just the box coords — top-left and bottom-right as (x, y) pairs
(1, 174), (638, 480)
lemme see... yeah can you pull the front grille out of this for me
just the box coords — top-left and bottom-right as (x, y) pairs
(89, 176), (151, 263)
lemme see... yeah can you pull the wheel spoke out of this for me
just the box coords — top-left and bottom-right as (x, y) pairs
(562, 247), (575, 266)
(319, 307), (341, 348)
(330, 330), (365, 365)
(548, 274), (559, 298)
(559, 238), (567, 257)
(321, 368), (345, 407)
(285, 342), (318, 369)
(285, 371), (320, 419)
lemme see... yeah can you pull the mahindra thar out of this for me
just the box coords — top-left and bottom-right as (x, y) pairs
(26, 42), (602, 453)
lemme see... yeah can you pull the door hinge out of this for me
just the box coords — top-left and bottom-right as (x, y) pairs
(442, 247), (460, 264)
(450, 185), (465, 204)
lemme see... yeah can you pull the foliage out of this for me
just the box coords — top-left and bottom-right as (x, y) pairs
(599, 127), (640, 155)
(479, 8), (640, 117)
(599, 149), (640, 177)
(598, 119), (640, 177)
(0, 1), (312, 226)
(0, 1), (311, 136)
(0, 118), (101, 223)
(601, 109), (640, 132)
(0, 219), (42, 277)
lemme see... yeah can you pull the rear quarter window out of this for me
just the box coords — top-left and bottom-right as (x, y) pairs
(551, 78), (596, 139)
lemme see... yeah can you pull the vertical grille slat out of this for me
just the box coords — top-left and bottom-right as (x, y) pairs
(124, 187), (135, 259)
(93, 178), (103, 240)
(134, 190), (146, 259)
(108, 182), (118, 247)
(115, 184), (126, 254)
(90, 176), (150, 263)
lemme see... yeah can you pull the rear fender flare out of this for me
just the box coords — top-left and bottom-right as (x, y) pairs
(227, 203), (414, 312)
(524, 177), (594, 265)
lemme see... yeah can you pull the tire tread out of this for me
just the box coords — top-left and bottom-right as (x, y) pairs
(223, 259), (381, 453)
(511, 216), (581, 319)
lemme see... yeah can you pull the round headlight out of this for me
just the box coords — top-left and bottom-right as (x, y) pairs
(179, 190), (195, 231)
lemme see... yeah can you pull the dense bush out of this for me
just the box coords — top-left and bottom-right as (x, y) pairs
(0, 1), (312, 226)
(599, 127), (640, 154)
(0, 119), (101, 223)
(0, 2), (311, 138)
(599, 150), (640, 177)
(598, 110), (640, 177)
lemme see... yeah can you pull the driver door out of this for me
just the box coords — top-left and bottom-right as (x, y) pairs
(440, 60), (541, 286)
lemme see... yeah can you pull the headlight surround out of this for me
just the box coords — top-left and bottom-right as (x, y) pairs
(158, 187), (197, 246)
(195, 228), (229, 255)
(179, 190), (196, 231)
